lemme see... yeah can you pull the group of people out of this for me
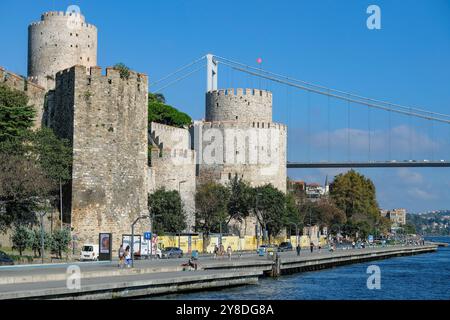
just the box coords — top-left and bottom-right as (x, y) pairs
(213, 244), (233, 259)
(118, 244), (131, 268)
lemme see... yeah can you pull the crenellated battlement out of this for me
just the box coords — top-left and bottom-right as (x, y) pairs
(41, 11), (86, 22)
(0, 66), (46, 92)
(199, 120), (287, 131)
(206, 87), (272, 123)
(213, 88), (272, 98)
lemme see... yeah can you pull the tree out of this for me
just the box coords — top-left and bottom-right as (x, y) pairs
(284, 193), (303, 235)
(50, 228), (71, 259)
(148, 93), (191, 128)
(30, 127), (72, 184)
(252, 184), (287, 242)
(195, 182), (230, 252)
(0, 84), (35, 142)
(113, 63), (130, 80)
(148, 188), (186, 235)
(402, 223), (416, 235)
(11, 226), (31, 256)
(226, 176), (253, 225)
(330, 170), (386, 238)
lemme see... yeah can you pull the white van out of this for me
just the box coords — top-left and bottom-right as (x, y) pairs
(80, 244), (99, 261)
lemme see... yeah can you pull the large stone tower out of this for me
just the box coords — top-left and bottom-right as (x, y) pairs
(28, 11), (97, 89)
(50, 65), (149, 251)
(193, 88), (287, 236)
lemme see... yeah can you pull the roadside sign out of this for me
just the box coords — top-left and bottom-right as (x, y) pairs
(368, 235), (374, 243)
(144, 232), (152, 240)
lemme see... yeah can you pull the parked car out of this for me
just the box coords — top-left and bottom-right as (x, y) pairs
(0, 251), (14, 265)
(256, 244), (278, 254)
(80, 244), (99, 261)
(161, 247), (183, 259)
(277, 242), (293, 252)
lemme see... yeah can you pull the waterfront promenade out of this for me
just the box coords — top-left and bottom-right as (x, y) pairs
(0, 244), (437, 299)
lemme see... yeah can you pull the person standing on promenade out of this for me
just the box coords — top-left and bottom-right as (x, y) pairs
(227, 245), (232, 260)
(125, 245), (131, 268)
(118, 244), (125, 268)
(310, 242), (314, 253)
(352, 241), (356, 249)
(296, 244), (301, 256)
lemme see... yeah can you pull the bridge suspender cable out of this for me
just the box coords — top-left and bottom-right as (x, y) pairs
(219, 62), (450, 125)
(214, 55), (450, 120)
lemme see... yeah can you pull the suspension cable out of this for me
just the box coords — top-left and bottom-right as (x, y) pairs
(151, 65), (205, 93)
(149, 55), (206, 87)
(219, 62), (450, 125)
(214, 55), (450, 119)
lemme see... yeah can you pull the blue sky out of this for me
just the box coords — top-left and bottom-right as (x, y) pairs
(1, 0), (449, 213)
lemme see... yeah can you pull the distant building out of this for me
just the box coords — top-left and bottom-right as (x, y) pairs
(380, 208), (407, 228)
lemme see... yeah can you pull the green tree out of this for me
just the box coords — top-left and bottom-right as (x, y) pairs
(30, 127), (72, 183)
(113, 63), (130, 79)
(252, 184), (287, 242)
(195, 182), (230, 252)
(11, 226), (31, 256)
(50, 228), (71, 259)
(284, 193), (303, 235)
(330, 170), (386, 238)
(148, 93), (191, 128)
(0, 84), (35, 142)
(226, 176), (253, 225)
(148, 188), (186, 235)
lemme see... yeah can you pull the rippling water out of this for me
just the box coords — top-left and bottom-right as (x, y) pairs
(156, 237), (450, 300)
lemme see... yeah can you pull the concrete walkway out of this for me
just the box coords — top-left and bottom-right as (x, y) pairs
(0, 244), (438, 299)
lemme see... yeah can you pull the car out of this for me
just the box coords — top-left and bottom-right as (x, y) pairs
(161, 247), (183, 259)
(277, 242), (293, 252)
(257, 244), (278, 254)
(80, 244), (99, 261)
(0, 251), (14, 266)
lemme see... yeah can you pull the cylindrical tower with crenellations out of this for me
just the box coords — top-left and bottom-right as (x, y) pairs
(28, 11), (97, 89)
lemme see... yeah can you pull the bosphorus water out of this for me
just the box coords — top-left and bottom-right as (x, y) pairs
(155, 237), (450, 300)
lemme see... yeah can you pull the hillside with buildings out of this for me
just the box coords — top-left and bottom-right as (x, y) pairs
(407, 210), (450, 236)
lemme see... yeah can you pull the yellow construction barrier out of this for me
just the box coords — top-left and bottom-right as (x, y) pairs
(157, 234), (326, 253)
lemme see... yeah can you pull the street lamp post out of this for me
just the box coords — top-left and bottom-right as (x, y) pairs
(178, 180), (187, 248)
(37, 210), (47, 264)
(255, 193), (263, 245)
(131, 214), (150, 268)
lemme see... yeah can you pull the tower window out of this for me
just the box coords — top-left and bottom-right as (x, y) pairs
(228, 173), (231, 180)
(70, 33), (72, 36)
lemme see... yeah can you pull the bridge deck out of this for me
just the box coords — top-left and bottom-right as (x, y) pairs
(287, 161), (450, 168)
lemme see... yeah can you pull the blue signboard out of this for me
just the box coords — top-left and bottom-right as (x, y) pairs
(144, 232), (152, 240)
(368, 235), (374, 243)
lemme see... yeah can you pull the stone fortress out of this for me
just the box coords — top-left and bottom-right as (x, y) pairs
(0, 9), (286, 251)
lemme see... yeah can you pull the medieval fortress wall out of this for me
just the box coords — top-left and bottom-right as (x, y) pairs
(50, 65), (149, 250)
(197, 89), (287, 193)
(148, 122), (196, 232)
(28, 11), (97, 90)
(1, 9), (287, 248)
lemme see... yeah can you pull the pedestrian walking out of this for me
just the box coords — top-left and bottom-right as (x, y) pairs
(310, 242), (314, 253)
(213, 245), (218, 259)
(118, 244), (125, 268)
(219, 243), (225, 259)
(352, 241), (356, 249)
(125, 245), (131, 268)
(227, 245), (232, 260)
(296, 244), (301, 256)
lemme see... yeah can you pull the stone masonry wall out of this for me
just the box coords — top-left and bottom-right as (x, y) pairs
(148, 122), (196, 232)
(51, 65), (148, 252)
(206, 88), (272, 123)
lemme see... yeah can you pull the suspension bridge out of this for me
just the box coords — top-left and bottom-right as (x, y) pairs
(149, 54), (450, 169)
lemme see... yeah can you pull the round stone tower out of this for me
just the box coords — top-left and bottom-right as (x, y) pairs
(28, 11), (97, 89)
(206, 88), (272, 122)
